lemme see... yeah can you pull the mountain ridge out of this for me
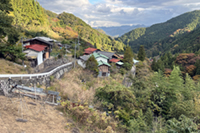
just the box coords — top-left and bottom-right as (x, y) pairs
(94, 24), (146, 37)
(10, 0), (125, 52)
(117, 10), (200, 56)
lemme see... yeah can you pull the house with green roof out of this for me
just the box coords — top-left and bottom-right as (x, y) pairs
(97, 60), (111, 77)
(91, 53), (111, 77)
(91, 52), (109, 63)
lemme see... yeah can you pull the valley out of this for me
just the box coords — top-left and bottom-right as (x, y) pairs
(1, 0), (200, 133)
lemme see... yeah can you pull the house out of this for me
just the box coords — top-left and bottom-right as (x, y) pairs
(97, 51), (114, 59)
(91, 52), (109, 63)
(133, 59), (140, 65)
(98, 60), (111, 77)
(77, 55), (90, 68)
(97, 51), (120, 59)
(91, 53), (111, 77)
(84, 48), (98, 55)
(109, 58), (124, 68)
(23, 37), (53, 59)
(23, 44), (47, 67)
(109, 58), (120, 63)
(78, 52), (111, 77)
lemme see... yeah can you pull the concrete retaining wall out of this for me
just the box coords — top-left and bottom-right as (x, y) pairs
(0, 62), (74, 87)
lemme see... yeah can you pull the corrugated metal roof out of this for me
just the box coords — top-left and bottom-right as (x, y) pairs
(27, 44), (47, 52)
(23, 37), (53, 46)
(17, 85), (59, 96)
(80, 55), (90, 61)
(91, 52), (109, 59)
(116, 62), (124, 65)
(109, 58), (120, 63)
(97, 51), (115, 59)
(84, 48), (97, 54)
(98, 60), (111, 67)
(133, 59), (140, 64)
(35, 37), (57, 42)
(23, 49), (38, 58)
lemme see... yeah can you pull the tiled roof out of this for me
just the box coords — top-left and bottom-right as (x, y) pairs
(98, 60), (111, 67)
(109, 58), (120, 63)
(26, 44), (47, 52)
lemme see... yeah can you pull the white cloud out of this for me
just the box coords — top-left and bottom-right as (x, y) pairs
(38, 0), (200, 27)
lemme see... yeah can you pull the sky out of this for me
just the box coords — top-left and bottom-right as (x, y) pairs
(37, 0), (200, 27)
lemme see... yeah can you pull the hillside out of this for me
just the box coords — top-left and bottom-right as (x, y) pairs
(10, 0), (124, 52)
(0, 59), (28, 74)
(0, 95), (70, 133)
(117, 10), (200, 56)
(94, 24), (146, 37)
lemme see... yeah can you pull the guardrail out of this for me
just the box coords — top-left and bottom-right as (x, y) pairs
(0, 62), (73, 79)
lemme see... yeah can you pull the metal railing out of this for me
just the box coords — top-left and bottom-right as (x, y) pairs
(0, 62), (73, 79)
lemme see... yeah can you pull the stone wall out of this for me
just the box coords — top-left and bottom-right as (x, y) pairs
(34, 58), (70, 73)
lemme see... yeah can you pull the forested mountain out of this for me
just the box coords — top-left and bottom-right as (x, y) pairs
(117, 10), (200, 56)
(9, 0), (125, 52)
(94, 24), (146, 37)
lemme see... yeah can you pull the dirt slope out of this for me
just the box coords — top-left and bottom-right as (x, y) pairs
(0, 95), (70, 133)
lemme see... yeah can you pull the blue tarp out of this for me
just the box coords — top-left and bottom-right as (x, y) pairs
(17, 85), (59, 96)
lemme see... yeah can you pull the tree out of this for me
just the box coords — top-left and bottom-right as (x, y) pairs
(195, 59), (200, 75)
(0, 0), (24, 61)
(157, 59), (165, 72)
(137, 45), (146, 61)
(151, 58), (157, 71)
(85, 55), (99, 76)
(123, 46), (134, 70)
(0, 0), (13, 38)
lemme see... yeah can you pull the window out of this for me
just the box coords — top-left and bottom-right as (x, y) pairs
(102, 72), (107, 76)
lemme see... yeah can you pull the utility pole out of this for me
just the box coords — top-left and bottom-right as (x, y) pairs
(78, 35), (80, 50)
(21, 37), (24, 66)
(74, 38), (76, 68)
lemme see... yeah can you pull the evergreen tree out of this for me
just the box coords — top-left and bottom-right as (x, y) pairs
(157, 59), (165, 72)
(169, 66), (183, 91)
(151, 58), (157, 71)
(86, 55), (99, 76)
(183, 73), (194, 100)
(94, 43), (97, 48)
(138, 45), (146, 61)
(123, 46), (134, 64)
(123, 46), (134, 70)
(195, 59), (200, 75)
(145, 108), (153, 128)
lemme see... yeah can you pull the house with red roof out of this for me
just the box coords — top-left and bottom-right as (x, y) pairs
(23, 44), (48, 67)
(23, 37), (55, 67)
(23, 37), (53, 60)
(84, 48), (99, 55)
(109, 58), (124, 68)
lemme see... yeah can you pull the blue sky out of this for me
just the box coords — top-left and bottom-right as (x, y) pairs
(38, 0), (200, 27)
(89, 0), (101, 4)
